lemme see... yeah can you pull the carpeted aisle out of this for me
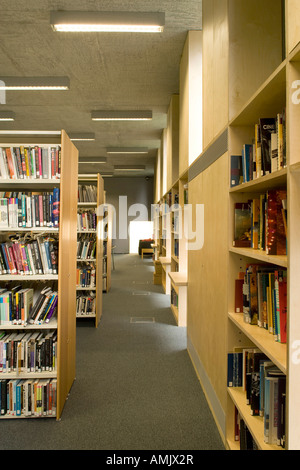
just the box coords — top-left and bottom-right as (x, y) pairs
(0, 254), (225, 451)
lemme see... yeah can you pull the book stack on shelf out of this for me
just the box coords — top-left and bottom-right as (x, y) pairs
(227, 348), (286, 448)
(102, 200), (112, 293)
(0, 130), (78, 420)
(230, 110), (286, 187)
(76, 174), (104, 327)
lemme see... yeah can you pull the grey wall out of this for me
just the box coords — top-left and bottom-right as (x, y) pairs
(104, 177), (154, 253)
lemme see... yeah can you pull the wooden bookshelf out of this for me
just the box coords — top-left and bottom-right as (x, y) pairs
(0, 130), (78, 419)
(77, 173), (104, 327)
(182, 0), (300, 451)
(102, 193), (112, 293)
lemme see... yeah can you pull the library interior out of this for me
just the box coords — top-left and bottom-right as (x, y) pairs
(0, 0), (299, 452)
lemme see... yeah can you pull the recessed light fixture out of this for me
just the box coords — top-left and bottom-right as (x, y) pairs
(50, 11), (165, 33)
(69, 133), (95, 141)
(0, 130), (61, 135)
(91, 110), (152, 121)
(0, 111), (15, 121)
(106, 147), (148, 154)
(114, 165), (146, 171)
(79, 157), (107, 164)
(0, 77), (70, 90)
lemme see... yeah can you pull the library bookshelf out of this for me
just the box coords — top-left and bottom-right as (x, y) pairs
(168, 173), (188, 327)
(77, 173), (104, 327)
(102, 193), (112, 293)
(0, 130), (78, 419)
(226, 0), (300, 450)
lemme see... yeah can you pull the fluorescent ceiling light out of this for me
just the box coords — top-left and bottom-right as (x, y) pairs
(106, 147), (148, 154)
(69, 133), (95, 141)
(79, 157), (107, 164)
(114, 165), (145, 171)
(51, 11), (165, 33)
(0, 111), (15, 121)
(101, 172), (114, 177)
(0, 130), (61, 135)
(0, 77), (69, 90)
(91, 110), (152, 121)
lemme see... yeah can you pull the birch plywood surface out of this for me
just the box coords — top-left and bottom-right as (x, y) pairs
(187, 152), (229, 413)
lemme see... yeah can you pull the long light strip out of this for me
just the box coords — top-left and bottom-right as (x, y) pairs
(115, 165), (145, 171)
(69, 133), (95, 141)
(50, 11), (165, 33)
(79, 157), (107, 164)
(92, 110), (152, 121)
(0, 111), (15, 121)
(0, 130), (61, 135)
(0, 77), (70, 90)
(106, 147), (148, 154)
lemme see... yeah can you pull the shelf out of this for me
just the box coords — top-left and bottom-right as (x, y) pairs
(0, 274), (58, 280)
(229, 168), (287, 194)
(0, 178), (60, 188)
(76, 286), (96, 291)
(0, 371), (57, 379)
(229, 247), (287, 268)
(229, 60), (286, 127)
(168, 271), (188, 286)
(227, 387), (283, 451)
(228, 311), (286, 374)
(159, 257), (172, 265)
(0, 227), (59, 233)
(0, 319), (58, 329)
(77, 202), (97, 207)
(76, 313), (96, 318)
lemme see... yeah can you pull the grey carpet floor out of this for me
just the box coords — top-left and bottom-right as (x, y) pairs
(0, 254), (225, 451)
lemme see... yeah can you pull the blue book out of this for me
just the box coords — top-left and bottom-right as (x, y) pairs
(230, 155), (243, 187)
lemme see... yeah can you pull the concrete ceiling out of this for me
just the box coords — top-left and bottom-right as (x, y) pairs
(0, 0), (202, 177)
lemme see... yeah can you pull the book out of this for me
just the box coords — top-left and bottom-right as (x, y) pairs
(233, 202), (252, 247)
(230, 155), (243, 187)
(0, 146), (61, 180)
(259, 118), (276, 175)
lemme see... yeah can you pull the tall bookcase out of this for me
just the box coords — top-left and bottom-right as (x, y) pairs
(77, 173), (104, 327)
(186, 0), (300, 451)
(159, 192), (172, 295)
(102, 194), (112, 293)
(0, 130), (78, 419)
(169, 172), (188, 327)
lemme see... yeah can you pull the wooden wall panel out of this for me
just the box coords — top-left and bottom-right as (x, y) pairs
(187, 152), (229, 415)
(203, 0), (229, 148)
(57, 130), (78, 418)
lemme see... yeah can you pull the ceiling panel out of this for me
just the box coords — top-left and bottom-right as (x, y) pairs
(0, 0), (202, 176)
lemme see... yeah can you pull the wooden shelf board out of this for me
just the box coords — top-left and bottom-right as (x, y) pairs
(159, 257), (172, 265)
(0, 319), (57, 329)
(229, 247), (287, 268)
(227, 387), (283, 451)
(0, 178), (60, 187)
(229, 168), (287, 193)
(228, 311), (286, 373)
(0, 274), (58, 280)
(0, 371), (57, 379)
(168, 271), (188, 286)
(229, 60), (287, 127)
(0, 227), (59, 232)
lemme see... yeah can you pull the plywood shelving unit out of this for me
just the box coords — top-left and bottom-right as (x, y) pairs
(0, 130), (78, 419)
(186, 0), (300, 451)
(77, 173), (104, 327)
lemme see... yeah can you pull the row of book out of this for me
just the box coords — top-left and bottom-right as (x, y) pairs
(0, 146), (61, 181)
(233, 189), (287, 256)
(77, 235), (96, 260)
(76, 292), (96, 316)
(173, 239), (179, 257)
(103, 257), (107, 275)
(0, 330), (57, 374)
(235, 265), (287, 343)
(0, 378), (57, 417)
(230, 112), (286, 187)
(0, 189), (60, 229)
(237, 415), (258, 450)
(0, 286), (58, 326)
(228, 348), (286, 447)
(77, 210), (96, 232)
(76, 266), (96, 288)
(171, 287), (178, 308)
(0, 236), (58, 276)
(78, 184), (97, 203)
